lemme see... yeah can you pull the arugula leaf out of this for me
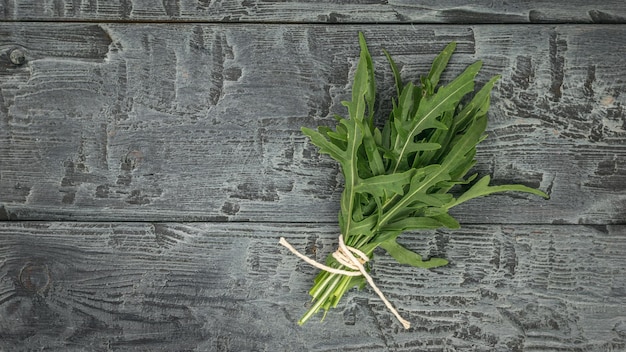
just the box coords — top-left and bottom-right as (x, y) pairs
(426, 42), (457, 92)
(294, 33), (548, 327)
(447, 175), (550, 209)
(380, 239), (448, 269)
(390, 61), (482, 174)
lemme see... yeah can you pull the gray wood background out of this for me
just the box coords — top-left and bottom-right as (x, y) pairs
(1, 2), (625, 351)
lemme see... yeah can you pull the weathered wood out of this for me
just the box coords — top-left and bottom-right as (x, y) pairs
(0, 222), (624, 351)
(1, 0), (626, 24)
(1, 24), (625, 224)
(2, 1), (624, 351)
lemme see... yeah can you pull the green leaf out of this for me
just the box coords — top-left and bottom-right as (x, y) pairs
(357, 32), (376, 119)
(377, 165), (451, 229)
(301, 127), (345, 163)
(380, 239), (448, 269)
(426, 41), (457, 94)
(415, 109), (454, 168)
(345, 215), (378, 238)
(448, 175), (550, 209)
(380, 216), (444, 233)
(452, 75), (500, 136)
(338, 119), (363, 236)
(440, 115), (487, 175)
(391, 61), (482, 173)
(409, 193), (451, 208)
(361, 124), (386, 176)
(354, 169), (415, 199)
(404, 142), (442, 153)
(395, 82), (417, 123)
(383, 48), (403, 97)
(296, 34), (548, 327)
(430, 212), (460, 229)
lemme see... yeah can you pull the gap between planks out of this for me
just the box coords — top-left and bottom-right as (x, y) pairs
(2, 19), (626, 25)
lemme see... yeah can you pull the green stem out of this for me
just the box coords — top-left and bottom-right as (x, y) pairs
(298, 242), (378, 325)
(299, 273), (342, 325)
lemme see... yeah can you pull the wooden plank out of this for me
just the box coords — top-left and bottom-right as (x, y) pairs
(1, 0), (626, 23)
(0, 222), (624, 351)
(1, 24), (625, 223)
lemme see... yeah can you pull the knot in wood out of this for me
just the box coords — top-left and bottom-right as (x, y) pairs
(9, 48), (27, 66)
(19, 263), (50, 294)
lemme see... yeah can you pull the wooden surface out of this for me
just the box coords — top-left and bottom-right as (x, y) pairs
(1, 24), (625, 224)
(1, 2), (626, 351)
(1, 1), (626, 23)
(1, 223), (625, 351)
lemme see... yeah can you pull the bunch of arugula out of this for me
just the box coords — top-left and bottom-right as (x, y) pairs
(295, 33), (548, 327)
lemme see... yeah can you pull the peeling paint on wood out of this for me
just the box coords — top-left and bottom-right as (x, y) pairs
(1, 1), (626, 24)
(1, 3), (625, 351)
(1, 24), (625, 223)
(0, 223), (624, 351)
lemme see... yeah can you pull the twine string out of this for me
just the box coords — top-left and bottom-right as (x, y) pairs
(279, 236), (411, 329)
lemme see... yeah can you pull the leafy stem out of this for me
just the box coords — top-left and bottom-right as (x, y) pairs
(293, 32), (549, 327)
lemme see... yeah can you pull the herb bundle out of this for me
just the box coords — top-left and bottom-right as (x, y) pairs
(281, 33), (548, 328)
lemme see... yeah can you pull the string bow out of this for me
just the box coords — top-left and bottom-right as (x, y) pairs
(279, 236), (411, 329)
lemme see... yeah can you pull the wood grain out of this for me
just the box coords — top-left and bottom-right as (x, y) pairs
(1, 0), (626, 24)
(2, 1), (624, 351)
(2, 24), (625, 224)
(0, 222), (624, 351)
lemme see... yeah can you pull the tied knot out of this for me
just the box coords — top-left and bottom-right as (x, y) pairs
(279, 235), (411, 329)
(331, 239), (368, 272)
